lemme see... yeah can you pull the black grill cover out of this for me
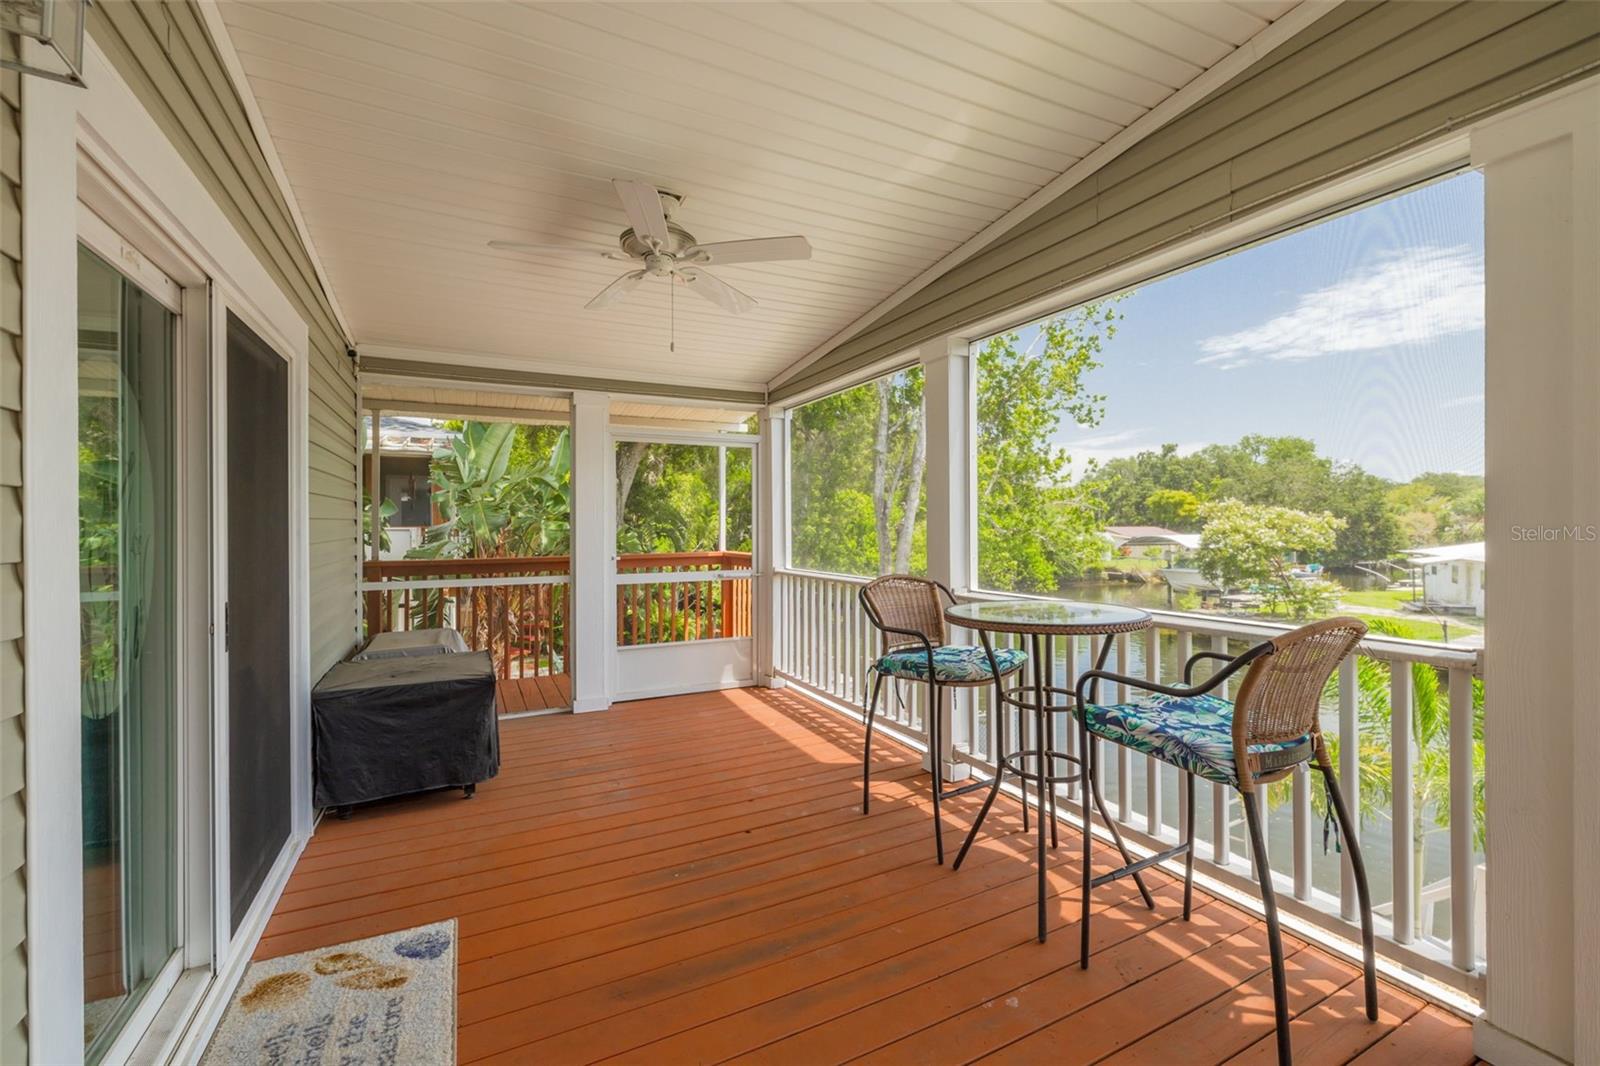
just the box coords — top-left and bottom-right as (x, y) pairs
(312, 651), (500, 808)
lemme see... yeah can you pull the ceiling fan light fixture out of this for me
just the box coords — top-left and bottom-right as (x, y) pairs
(490, 178), (811, 319)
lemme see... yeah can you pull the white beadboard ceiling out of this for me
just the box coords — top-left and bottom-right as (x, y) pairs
(218, 0), (1303, 395)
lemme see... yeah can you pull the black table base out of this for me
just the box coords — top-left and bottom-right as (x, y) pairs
(952, 631), (1156, 943)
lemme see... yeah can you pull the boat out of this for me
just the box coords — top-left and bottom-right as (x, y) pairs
(1157, 567), (1222, 594)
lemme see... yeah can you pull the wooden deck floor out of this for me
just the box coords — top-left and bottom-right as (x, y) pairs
(260, 687), (1476, 1065)
(495, 673), (571, 714)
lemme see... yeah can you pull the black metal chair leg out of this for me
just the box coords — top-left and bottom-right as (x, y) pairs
(1183, 771), (1197, 920)
(1086, 750), (1157, 910)
(1080, 709), (1094, 968)
(1040, 635), (1058, 851)
(953, 677), (1008, 870)
(929, 678), (945, 865)
(1243, 790), (1293, 1066)
(863, 670), (883, 815)
(1318, 756), (1378, 1020)
(1035, 704), (1048, 942)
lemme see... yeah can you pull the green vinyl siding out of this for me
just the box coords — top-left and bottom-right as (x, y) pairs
(0, 32), (24, 1066)
(90, 1), (362, 675)
(775, 0), (1600, 400)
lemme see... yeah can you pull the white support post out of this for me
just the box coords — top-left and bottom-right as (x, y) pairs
(921, 335), (973, 777)
(755, 406), (787, 688)
(569, 391), (612, 712)
(1471, 81), (1600, 1066)
(921, 334), (972, 594)
(367, 407), (381, 562)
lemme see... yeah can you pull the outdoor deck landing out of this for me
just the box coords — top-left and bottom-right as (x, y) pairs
(495, 674), (571, 714)
(258, 687), (1475, 1065)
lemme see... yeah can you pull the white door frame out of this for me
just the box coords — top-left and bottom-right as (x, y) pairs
(608, 427), (760, 702)
(22, 40), (315, 1064)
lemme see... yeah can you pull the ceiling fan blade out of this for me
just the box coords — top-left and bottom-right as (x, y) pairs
(679, 268), (757, 314)
(489, 240), (619, 260)
(612, 179), (670, 248)
(586, 270), (646, 310)
(684, 235), (811, 266)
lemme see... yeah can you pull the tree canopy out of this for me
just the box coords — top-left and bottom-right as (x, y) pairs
(788, 301), (1121, 591)
(1080, 434), (1455, 563)
(974, 302), (1118, 592)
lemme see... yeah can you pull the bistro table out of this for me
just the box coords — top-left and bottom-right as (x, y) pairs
(944, 599), (1157, 942)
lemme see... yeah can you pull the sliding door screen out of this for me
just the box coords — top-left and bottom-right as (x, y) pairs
(225, 312), (292, 932)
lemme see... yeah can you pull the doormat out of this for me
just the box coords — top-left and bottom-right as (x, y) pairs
(201, 920), (456, 1065)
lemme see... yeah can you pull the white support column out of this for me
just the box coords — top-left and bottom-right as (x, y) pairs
(755, 406), (788, 688)
(921, 335), (973, 594)
(569, 391), (613, 712)
(921, 335), (973, 777)
(367, 407), (381, 562)
(1472, 80), (1599, 1066)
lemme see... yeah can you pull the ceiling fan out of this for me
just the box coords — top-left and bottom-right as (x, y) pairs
(489, 179), (812, 316)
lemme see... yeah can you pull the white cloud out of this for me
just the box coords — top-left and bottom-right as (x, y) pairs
(1196, 245), (1483, 369)
(1063, 440), (1208, 482)
(1072, 427), (1151, 447)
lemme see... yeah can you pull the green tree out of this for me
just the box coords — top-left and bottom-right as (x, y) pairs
(1085, 435), (1404, 564)
(975, 302), (1119, 592)
(410, 422), (571, 559)
(789, 371), (924, 577)
(614, 441), (752, 555)
(1195, 500), (1345, 618)
(1144, 488), (1203, 530)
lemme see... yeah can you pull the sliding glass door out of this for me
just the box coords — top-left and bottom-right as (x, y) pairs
(77, 244), (181, 1059)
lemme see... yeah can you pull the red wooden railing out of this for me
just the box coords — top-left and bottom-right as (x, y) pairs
(362, 550), (754, 675)
(615, 551), (753, 646)
(362, 556), (570, 680)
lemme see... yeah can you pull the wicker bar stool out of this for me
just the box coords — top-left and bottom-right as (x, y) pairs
(1074, 617), (1377, 1066)
(859, 576), (1027, 864)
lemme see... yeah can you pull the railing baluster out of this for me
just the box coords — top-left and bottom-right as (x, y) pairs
(1339, 655), (1359, 921)
(1062, 635), (1079, 801)
(1211, 634), (1232, 867)
(1116, 633), (1132, 824)
(1293, 762), (1312, 901)
(1144, 625), (1162, 836)
(1448, 665), (1476, 969)
(837, 582), (845, 706)
(852, 589), (864, 705)
(1175, 629), (1191, 840)
(1392, 658), (1416, 945)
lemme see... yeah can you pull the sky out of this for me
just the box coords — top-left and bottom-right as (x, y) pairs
(1001, 171), (1486, 484)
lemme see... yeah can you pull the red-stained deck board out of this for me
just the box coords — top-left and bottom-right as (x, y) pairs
(257, 686), (1477, 1064)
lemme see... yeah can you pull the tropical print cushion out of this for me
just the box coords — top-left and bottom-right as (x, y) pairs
(875, 644), (1027, 683)
(1082, 692), (1308, 786)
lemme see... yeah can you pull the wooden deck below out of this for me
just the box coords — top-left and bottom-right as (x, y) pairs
(261, 687), (1476, 1064)
(495, 673), (571, 714)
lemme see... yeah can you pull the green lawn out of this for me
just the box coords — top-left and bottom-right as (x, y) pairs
(1335, 588), (1416, 611)
(1345, 612), (1480, 642)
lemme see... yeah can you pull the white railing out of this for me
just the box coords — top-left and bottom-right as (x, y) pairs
(773, 569), (1485, 997)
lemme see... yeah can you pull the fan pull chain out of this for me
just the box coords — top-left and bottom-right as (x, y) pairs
(670, 275), (676, 353)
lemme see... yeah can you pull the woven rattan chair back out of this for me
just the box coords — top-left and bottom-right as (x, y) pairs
(1231, 616), (1367, 788)
(861, 575), (948, 654)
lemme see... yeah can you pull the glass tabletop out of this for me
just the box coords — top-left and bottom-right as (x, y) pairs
(945, 599), (1152, 635)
